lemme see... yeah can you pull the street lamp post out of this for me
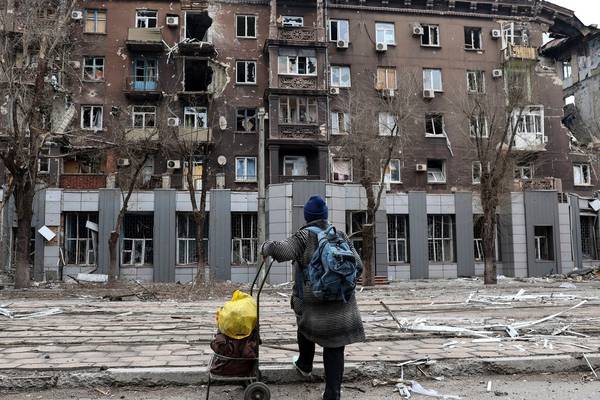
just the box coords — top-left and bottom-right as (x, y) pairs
(257, 107), (267, 282)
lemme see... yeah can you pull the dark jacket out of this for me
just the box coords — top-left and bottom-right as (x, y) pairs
(261, 220), (365, 348)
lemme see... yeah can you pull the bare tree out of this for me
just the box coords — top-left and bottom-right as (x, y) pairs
(0, 0), (79, 288)
(451, 63), (542, 284)
(334, 70), (420, 286)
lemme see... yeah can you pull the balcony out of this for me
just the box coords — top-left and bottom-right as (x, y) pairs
(126, 28), (164, 52)
(279, 175), (321, 183)
(278, 76), (317, 90)
(178, 39), (216, 56)
(177, 126), (212, 143)
(60, 174), (107, 190)
(514, 178), (562, 192)
(126, 128), (159, 142)
(268, 27), (325, 47)
(123, 76), (162, 99)
(503, 44), (537, 62)
(278, 124), (322, 139)
(512, 132), (547, 152)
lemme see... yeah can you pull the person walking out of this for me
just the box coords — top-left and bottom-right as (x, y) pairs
(260, 195), (365, 400)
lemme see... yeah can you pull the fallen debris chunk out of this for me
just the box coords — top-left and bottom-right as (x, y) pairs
(76, 273), (108, 283)
(408, 381), (461, 399)
(583, 353), (598, 379)
(559, 282), (577, 289)
(0, 307), (62, 319)
(510, 300), (587, 330)
(487, 381), (492, 392)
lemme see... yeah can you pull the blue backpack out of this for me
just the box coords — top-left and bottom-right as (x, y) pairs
(296, 225), (360, 303)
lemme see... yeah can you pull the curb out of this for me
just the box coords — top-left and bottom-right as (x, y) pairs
(1, 354), (599, 390)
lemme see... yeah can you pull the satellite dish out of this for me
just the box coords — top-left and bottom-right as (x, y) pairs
(219, 116), (227, 131)
(217, 155), (227, 166)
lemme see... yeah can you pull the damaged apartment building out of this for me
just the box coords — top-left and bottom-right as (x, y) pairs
(1, 0), (599, 283)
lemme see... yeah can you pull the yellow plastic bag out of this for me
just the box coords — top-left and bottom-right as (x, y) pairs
(216, 290), (257, 340)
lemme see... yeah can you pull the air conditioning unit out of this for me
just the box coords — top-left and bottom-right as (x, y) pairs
(416, 163), (427, 172)
(167, 117), (180, 127)
(117, 158), (130, 167)
(376, 42), (388, 52)
(329, 87), (340, 95)
(167, 160), (181, 169)
(337, 40), (349, 49)
(491, 29), (502, 39)
(423, 89), (435, 99)
(412, 25), (424, 36)
(166, 16), (179, 26)
(492, 69), (503, 78)
(71, 11), (83, 20)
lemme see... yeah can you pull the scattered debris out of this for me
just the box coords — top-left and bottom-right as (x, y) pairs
(0, 307), (62, 319)
(76, 273), (108, 283)
(396, 381), (461, 399)
(559, 282), (577, 289)
(486, 381), (492, 392)
(582, 353), (598, 379)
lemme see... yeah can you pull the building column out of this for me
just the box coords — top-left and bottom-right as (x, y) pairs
(209, 189), (231, 281)
(375, 208), (388, 276)
(32, 190), (46, 281)
(269, 145), (280, 184)
(318, 145), (328, 182)
(408, 192), (428, 279)
(268, 0), (277, 39)
(569, 194), (583, 271)
(97, 189), (121, 275)
(455, 192), (475, 277)
(153, 189), (176, 282)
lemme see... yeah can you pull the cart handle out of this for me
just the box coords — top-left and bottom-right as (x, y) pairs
(250, 257), (275, 298)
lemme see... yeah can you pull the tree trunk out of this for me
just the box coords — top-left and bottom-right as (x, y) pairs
(481, 183), (498, 285)
(13, 178), (34, 288)
(361, 223), (375, 287)
(108, 231), (120, 283)
(187, 156), (210, 286)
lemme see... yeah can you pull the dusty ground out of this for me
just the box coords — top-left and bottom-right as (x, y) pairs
(1, 374), (599, 399)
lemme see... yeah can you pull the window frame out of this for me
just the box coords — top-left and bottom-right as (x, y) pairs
(376, 67), (397, 90)
(283, 155), (308, 176)
(383, 159), (402, 184)
(38, 147), (50, 174)
(378, 112), (397, 136)
(515, 163), (534, 180)
(332, 158), (353, 183)
(464, 27), (483, 50)
(573, 163), (592, 186)
(236, 14), (257, 39)
(65, 212), (98, 266)
(534, 226), (554, 261)
(472, 161), (482, 184)
(427, 159), (446, 184)
(375, 22), (395, 45)
(183, 106), (208, 129)
(236, 108), (257, 133)
(281, 16), (303, 27)
(132, 105), (156, 129)
(387, 214), (409, 263)
(83, 57), (105, 81)
(278, 55), (317, 76)
(428, 215), (455, 263)
(121, 214), (153, 266)
(135, 9), (158, 28)
(466, 70), (485, 94)
(80, 105), (103, 131)
(469, 113), (489, 138)
(279, 96), (318, 125)
(513, 105), (545, 146)
(235, 157), (257, 182)
(236, 60), (257, 84)
(331, 111), (350, 135)
(176, 213), (209, 265)
(84, 9), (106, 34)
(423, 68), (443, 92)
(421, 24), (440, 47)
(330, 65), (351, 88)
(562, 60), (572, 80)
(425, 113), (446, 137)
(231, 213), (258, 264)
(329, 19), (349, 42)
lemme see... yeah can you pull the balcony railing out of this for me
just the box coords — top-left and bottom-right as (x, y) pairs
(503, 44), (537, 61)
(278, 27), (317, 42)
(278, 124), (321, 138)
(123, 76), (162, 99)
(126, 28), (164, 51)
(514, 178), (562, 192)
(126, 128), (159, 141)
(60, 174), (106, 189)
(278, 76), (318, 90)
(177, 126), (212, 143)
(279, 175), (321, 183)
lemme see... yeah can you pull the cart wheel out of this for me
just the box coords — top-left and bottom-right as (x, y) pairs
(244, 382), (270, 400)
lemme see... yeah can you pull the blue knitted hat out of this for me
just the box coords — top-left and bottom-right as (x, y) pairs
(304, 195), (328, 223)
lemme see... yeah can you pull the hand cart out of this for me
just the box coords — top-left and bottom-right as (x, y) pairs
(206, 258), (275, 400)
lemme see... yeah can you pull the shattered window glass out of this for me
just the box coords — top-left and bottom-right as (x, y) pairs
(81, 105), (103, 130)
(428, 215), (454, 262)
(236, 108), (257, 132)
(136, 10), (158, 28)
(425, 114), (445, 136)
(184, 107), (208, 129)
(236, 15), (256, 38)
(464, 27), (482, 50)
(236, 60), (257, 84)
(278, 55), (317, 76)
(387, 214), (408, 263)
(132, 106), (156, 129)
(83, 57), (104, 81)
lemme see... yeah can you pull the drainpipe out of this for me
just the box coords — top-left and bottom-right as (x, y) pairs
(257, 107), (267, 282)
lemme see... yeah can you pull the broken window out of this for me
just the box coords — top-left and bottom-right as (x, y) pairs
(236, 108), (257, 132)
(236, 60), (257, 84)
(501, 22), (527, 48)
(330, 65), (351, 87)
(534, 226), (554, 261)
(121, 214), (153, 266)
(63, 156), (101, 174)
(473, 215), (484, 261)
(185, 12), (211, 42)
(282, 16), (303, 27)
(177, 213), (209, 264)
(132, 106), (156, 128)
(376, 22), (395, 45)
(472, 161), (482, 184)
(329, 19), (349, 42)
(514, 163), (534, 180)
(423, 68), (443, 92)
(332, 158), (352, 182)
(378, 112), (397, 136)
(278, 55), (317, 76)
(183, 107), (207, 129)
(279, 96), (317, 124)
(65, 213), (98, 265)
(235, 157), (256, 182)
(466, 70), (485, 93)
(133, 59), (157, 91)
(136, 10), (157, 28)
(283, 156), (308, 176)
(388, 214), (408, 263)
(84, 9), (106, 33)
(383, 159), (401, 184)
(464, 27), (482, 50)
(81, 105), (103, 130)
(427, 159), (446, 183)
(331, 111), (350, 135)
(425, 113), (445, 136)
(36, 147), (50, 174)
(428, 215), (455, 262)
(580, 216), (597, 259)
(470, 113), (488, 138)
(182, 160), (203, 190)
(562, 60), (572, 80)
(236, 15), (256, 38)
(347, 211), (365, 256)
(83, 57), (104, 81)
(421, 24), (440, 46)
(376, 67), (397, 90)
(184, 59), (212, 92)
(513, 106), (545, 146)
(573, 163), (592, 186)
(231, 213), (258, 264)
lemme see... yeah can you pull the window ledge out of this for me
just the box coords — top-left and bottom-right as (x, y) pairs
(421, 44), (441, 48)
(237, 36), (257, 40)
(82, 79), (105, 83)
(333, 180), (352, 183)
(235, 180), (257, 183)
(464, 48), (484, 52)
(427, 181), (447, 185)
(83, 32), (107, 35)
(235, 82), (258, 86)
(278, 73), (318, 77)
(574, 183), (593, 187)
(425, 134), (446, 138)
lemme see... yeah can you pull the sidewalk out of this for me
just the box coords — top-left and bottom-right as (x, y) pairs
(1, 279), (599, 389)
